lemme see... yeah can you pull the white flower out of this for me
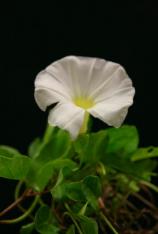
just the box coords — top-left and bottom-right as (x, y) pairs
(34, 56), (135, 139)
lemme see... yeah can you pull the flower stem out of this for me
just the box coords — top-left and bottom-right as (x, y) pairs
(79, 112), (89, 134)
(43, 124), (54, 144)
(100, 212), (119, 234)
(0, 196), (39, 224)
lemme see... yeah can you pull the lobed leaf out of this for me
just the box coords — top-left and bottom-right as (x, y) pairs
(105, 125), (139, 157)
(0, 145), (20, 157)
(34, 128), (72, 163)
(74, 130), (108, 164)
(27, 159), (77, 191)
(131, 147), (158, 161)
(35, 205), (59, 234)
(76, 214), (98, 234)
(0, 153), (31, 180)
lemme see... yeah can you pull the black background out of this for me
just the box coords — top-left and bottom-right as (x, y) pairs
(0, 1), (158, 233)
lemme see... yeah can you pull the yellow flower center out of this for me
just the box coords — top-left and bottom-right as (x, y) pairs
(74, 96), (95, 109)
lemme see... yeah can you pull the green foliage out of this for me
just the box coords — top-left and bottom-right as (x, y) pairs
(100, 126), (157, 181)
(116, 174), (139, 193)
(27, 158), (77, 191)
(28, 138), (41, 158)
(20, 223), (34, 234)
(105, 125), (139, 156)
(65, 209), (98, 234)
(53, 180), (84, 201)
(0, 152), (31, 180)
(132, 146), (158, 161)
(35, 206), (59, 234)
(74, 130), (108, 164)
(83, 176), (101, 197)
(76, 214), (98, 234)
(52, 175), (101, 211)
(103, 151), (157, 181)
(33, 127), (72, 162)
(1, 125), (158, 234)
(26, 127), (74, 191)
(0, 145), (20, 157)
(66, 225), (75, 234)
(82, 176), (101, 210)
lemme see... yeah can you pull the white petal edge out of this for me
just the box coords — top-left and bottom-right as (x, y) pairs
(48, 102), (85, 139)
(46, 56), (114, 98)
(88, 87), (135, 127)
(34, 70), (71, 111)
(35, 88), (59, 111)
(90, 64), (133, 103)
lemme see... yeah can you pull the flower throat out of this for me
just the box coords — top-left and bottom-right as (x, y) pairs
(74, 96), (95, 109)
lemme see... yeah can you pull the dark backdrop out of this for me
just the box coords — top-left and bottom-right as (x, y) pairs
(0, 1), (158, 233)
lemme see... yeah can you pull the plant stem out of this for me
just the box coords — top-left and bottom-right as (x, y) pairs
(14, 181), (27, 213)
(15, 181), (23, 200)
(0, 196), (39, 224)
(0, 192), (26, 217)
(132, 192), (157, 210)
(79, 112), (89, 134)
(65, 203), (83, 234)
(43, 124), (54, 144)
(65, 212), (83, 234)
(100, 212), (119, 234)
(141, 180), (158, 193)
(14, 181), (34, 219)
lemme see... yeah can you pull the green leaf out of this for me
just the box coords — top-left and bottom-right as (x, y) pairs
(20, 223), (34, 234)
(74, 134), (89, 154)
(78, 202), (88, 215)
(0, 145), (19, 157)
(74, 130), (108, 164)
(35, 128), (72, 163)
(77, 215), (98, 234)
(66, 182), (85, 201)
(83, 176), (101, 197)
(106, 125), (139, 156)
(52, 176), (101, 204)
(131, 147), (158, 161)
(100, 126), (156, 181)
(53, 181), (85, 201)
(66, 225), (76, 234)
(52, 182), (67, 200)
(27, 127), (73, 190)
(0, 154), (31, 180)
(35, 206), (59, 234)
(104, 152), (157, 181)
(28, 138), (41, 158)
(27, 159), (77, 191)
(82, 176), (101, 210)
(116, 174), (139, 193)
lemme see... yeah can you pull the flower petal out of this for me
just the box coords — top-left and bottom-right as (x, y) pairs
(46, 56), (110, 98)
(34, 71), (71, 111)
(48, 102), (85, 139)
(90, 63), (134, 103)
(88, 84), (135, 127)
(87, 61), (135, 127)
(35, 88), (58, 111)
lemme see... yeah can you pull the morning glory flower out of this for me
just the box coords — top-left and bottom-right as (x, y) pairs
(34, 56), (135, 139)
